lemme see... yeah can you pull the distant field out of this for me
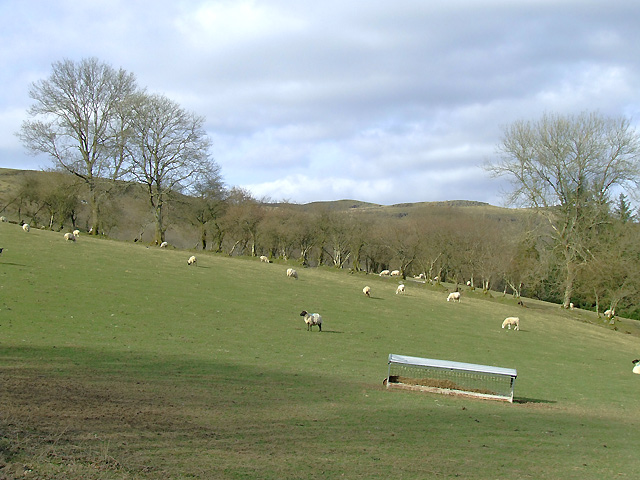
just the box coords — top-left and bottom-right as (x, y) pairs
(1, 222), (639, 479)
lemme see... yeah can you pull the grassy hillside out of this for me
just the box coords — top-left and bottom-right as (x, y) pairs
(1, 204), (640, 478)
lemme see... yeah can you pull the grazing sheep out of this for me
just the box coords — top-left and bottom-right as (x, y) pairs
(396, 284), (405, 294)
(160, 241), (168, 248)
(300, 310), (322, 331)
(604, 309), (615, 319)
(286, 268), (298, 279)
(363, 286), (371, 297)
(379, 270), (390, 276)
(447, 291), (461, 302)
(0, 216), (6, 222)
(390, 270), (401, 276)
(502, 316), (520, 330)
(633, 359), (640, 375)
(260, 255), (270, 263)
(63, 232), (76, 242)
(187, 255), (197, 266)
(22, 223), (30, 232)
(73, 229), (80, 237)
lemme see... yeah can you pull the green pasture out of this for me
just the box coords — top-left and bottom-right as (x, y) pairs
(1, 223), (639, 479)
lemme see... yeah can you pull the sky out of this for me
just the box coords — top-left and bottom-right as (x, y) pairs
(1, 0), (639, 206)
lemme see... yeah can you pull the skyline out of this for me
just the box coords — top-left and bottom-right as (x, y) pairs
(1, 1), (639, 205)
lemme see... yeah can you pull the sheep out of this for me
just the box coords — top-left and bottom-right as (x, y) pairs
(160, 241), (168, 248)
(396, 284), (405, 294)
(633, 359), (640, 375)
(0, 216), (6, 222)
(447, 291), (461, 302)
(390, 270), (401, 276)
(502, 316), (520, 330)
(286, 268), (298, 279)
(363, 285), (371, 297)
(73, 229), (80, 237)
(300, 310), (322, 331)
(604, 309), (615, 319)
(260, 255), (270, 263)
(379, 270), (390, 276)
(187, 255), (197, 266)
(63, 232), (76, 242)
(22, 223), (30, 232)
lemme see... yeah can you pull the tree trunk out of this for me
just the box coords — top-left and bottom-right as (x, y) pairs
(562, 261), (576, 309)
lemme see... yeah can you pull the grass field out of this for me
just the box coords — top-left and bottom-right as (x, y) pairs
(1, 223), (639, 479)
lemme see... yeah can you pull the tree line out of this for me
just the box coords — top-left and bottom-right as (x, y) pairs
(14, 58), (640, 320)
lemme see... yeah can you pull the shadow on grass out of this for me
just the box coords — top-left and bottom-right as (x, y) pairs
(514, 397), (556, 404)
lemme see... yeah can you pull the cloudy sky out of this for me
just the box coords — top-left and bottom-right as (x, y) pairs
(1, 1), (639, 205)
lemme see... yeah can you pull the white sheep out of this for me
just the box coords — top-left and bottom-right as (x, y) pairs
(447, 291), (461, 302)
(363, 285), (371, 297)
(502, 316), (520, 330)
(300, 310), (322, 331)
(73, 229), (80, 237)
(633, 359), (640, 375)
(396, 284), (405, 294)
(390, 270), (401, 276)
(22, 223), (30, 232)
(604, 309), (615, 318)
(286, 268), (298, 279)
(160, 241), (168, 248)
(260, 255), (270, 263)
(0, 216), (6, 222)
(187, 255), (197, 266)
(379, 270), (390, 276)
(63, 232), (76, 242)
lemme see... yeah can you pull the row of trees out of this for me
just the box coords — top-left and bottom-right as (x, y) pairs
(14, 58), (640, 318)
(18, 57), (222, 243)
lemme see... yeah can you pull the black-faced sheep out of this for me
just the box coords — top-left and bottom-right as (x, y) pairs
(73, 229), (80, 237)
(502, 317), (520, 330)
(160, 241), (168, 248)
(396, 284), (405, 294)
(187, 255), (197, 266)
(300, 310), (322, 331)
(390, 270), (401, 276)
(363, 286), (371, 297)
(447, 291), (461, 302)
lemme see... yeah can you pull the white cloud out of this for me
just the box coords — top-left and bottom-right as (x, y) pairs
(2, 0), (640, 204)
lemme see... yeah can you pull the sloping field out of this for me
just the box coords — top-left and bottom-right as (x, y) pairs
(1, 223), (639, 479)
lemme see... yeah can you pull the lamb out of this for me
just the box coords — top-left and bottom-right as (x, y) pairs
(447, 291), (461, 302)
(187, 255), (197, 266)
(22, 223), (30, 232)
(260, 255), (270, 263)
(379, 270), (390, 276)
(363, 286), (371, 297)
(300, 310), (322, 331)
(160, 241), (168, 248)
(286, 268), (298, 279)
(390, 270), (401, 276)
(396, 284), (405, 294)
(63, 232), (76, 242)
(502, 316), (520, 330)
(73, 229), (80, 237)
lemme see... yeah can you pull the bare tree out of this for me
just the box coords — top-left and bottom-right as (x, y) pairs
(126, 93), (215, 244)
(18, 57), (138, 234)
(487, 111), (640, 308)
